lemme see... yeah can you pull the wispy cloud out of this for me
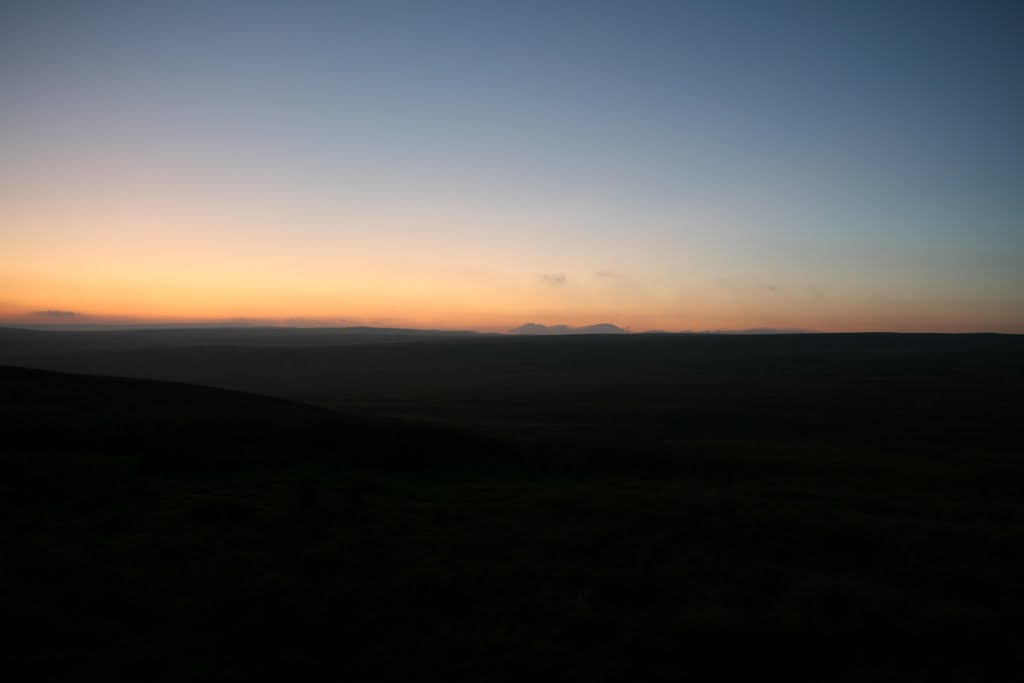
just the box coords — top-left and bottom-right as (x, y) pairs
(716, 279), (824, 303)
(595, 270), (623, 279)
(541, 273), (566, 286)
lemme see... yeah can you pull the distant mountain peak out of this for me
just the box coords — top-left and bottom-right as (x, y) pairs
(510, 322), (628, 335)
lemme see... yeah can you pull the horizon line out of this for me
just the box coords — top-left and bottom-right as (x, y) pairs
(2, 322), (1020, 336)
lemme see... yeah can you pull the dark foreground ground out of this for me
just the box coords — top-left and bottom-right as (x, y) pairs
(3, 330), (1023, 680)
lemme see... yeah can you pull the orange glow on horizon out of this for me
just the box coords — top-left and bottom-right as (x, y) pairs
(3, 187), (1022, 335)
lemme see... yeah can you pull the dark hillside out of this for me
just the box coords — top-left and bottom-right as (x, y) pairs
(4, 363), (1024, 681)
(3, 330), (1021, 455)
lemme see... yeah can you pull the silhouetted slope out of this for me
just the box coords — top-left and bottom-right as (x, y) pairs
(2, 364), (500, 470)
(4, 362), (338, 430)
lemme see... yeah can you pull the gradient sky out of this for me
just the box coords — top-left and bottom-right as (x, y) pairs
(2, 0), (1022, 332)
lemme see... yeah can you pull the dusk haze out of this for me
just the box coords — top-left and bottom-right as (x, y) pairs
(3, 1), (1021, 332)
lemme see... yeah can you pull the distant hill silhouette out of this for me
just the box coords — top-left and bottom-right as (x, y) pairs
(511, 322), (628, 335)
(698, 327), (816, 334)
(0, 325), (484, 354)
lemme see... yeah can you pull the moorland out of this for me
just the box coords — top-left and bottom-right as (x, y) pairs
(3, 327), (1023, 681)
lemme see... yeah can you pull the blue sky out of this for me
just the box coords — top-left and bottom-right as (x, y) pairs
(2, 0), (1022, 330)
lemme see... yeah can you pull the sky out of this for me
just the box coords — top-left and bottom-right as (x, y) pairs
(2, 0), (1022, 332)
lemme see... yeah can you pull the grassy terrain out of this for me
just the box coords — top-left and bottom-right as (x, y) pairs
(3, 332), (1023, 680)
